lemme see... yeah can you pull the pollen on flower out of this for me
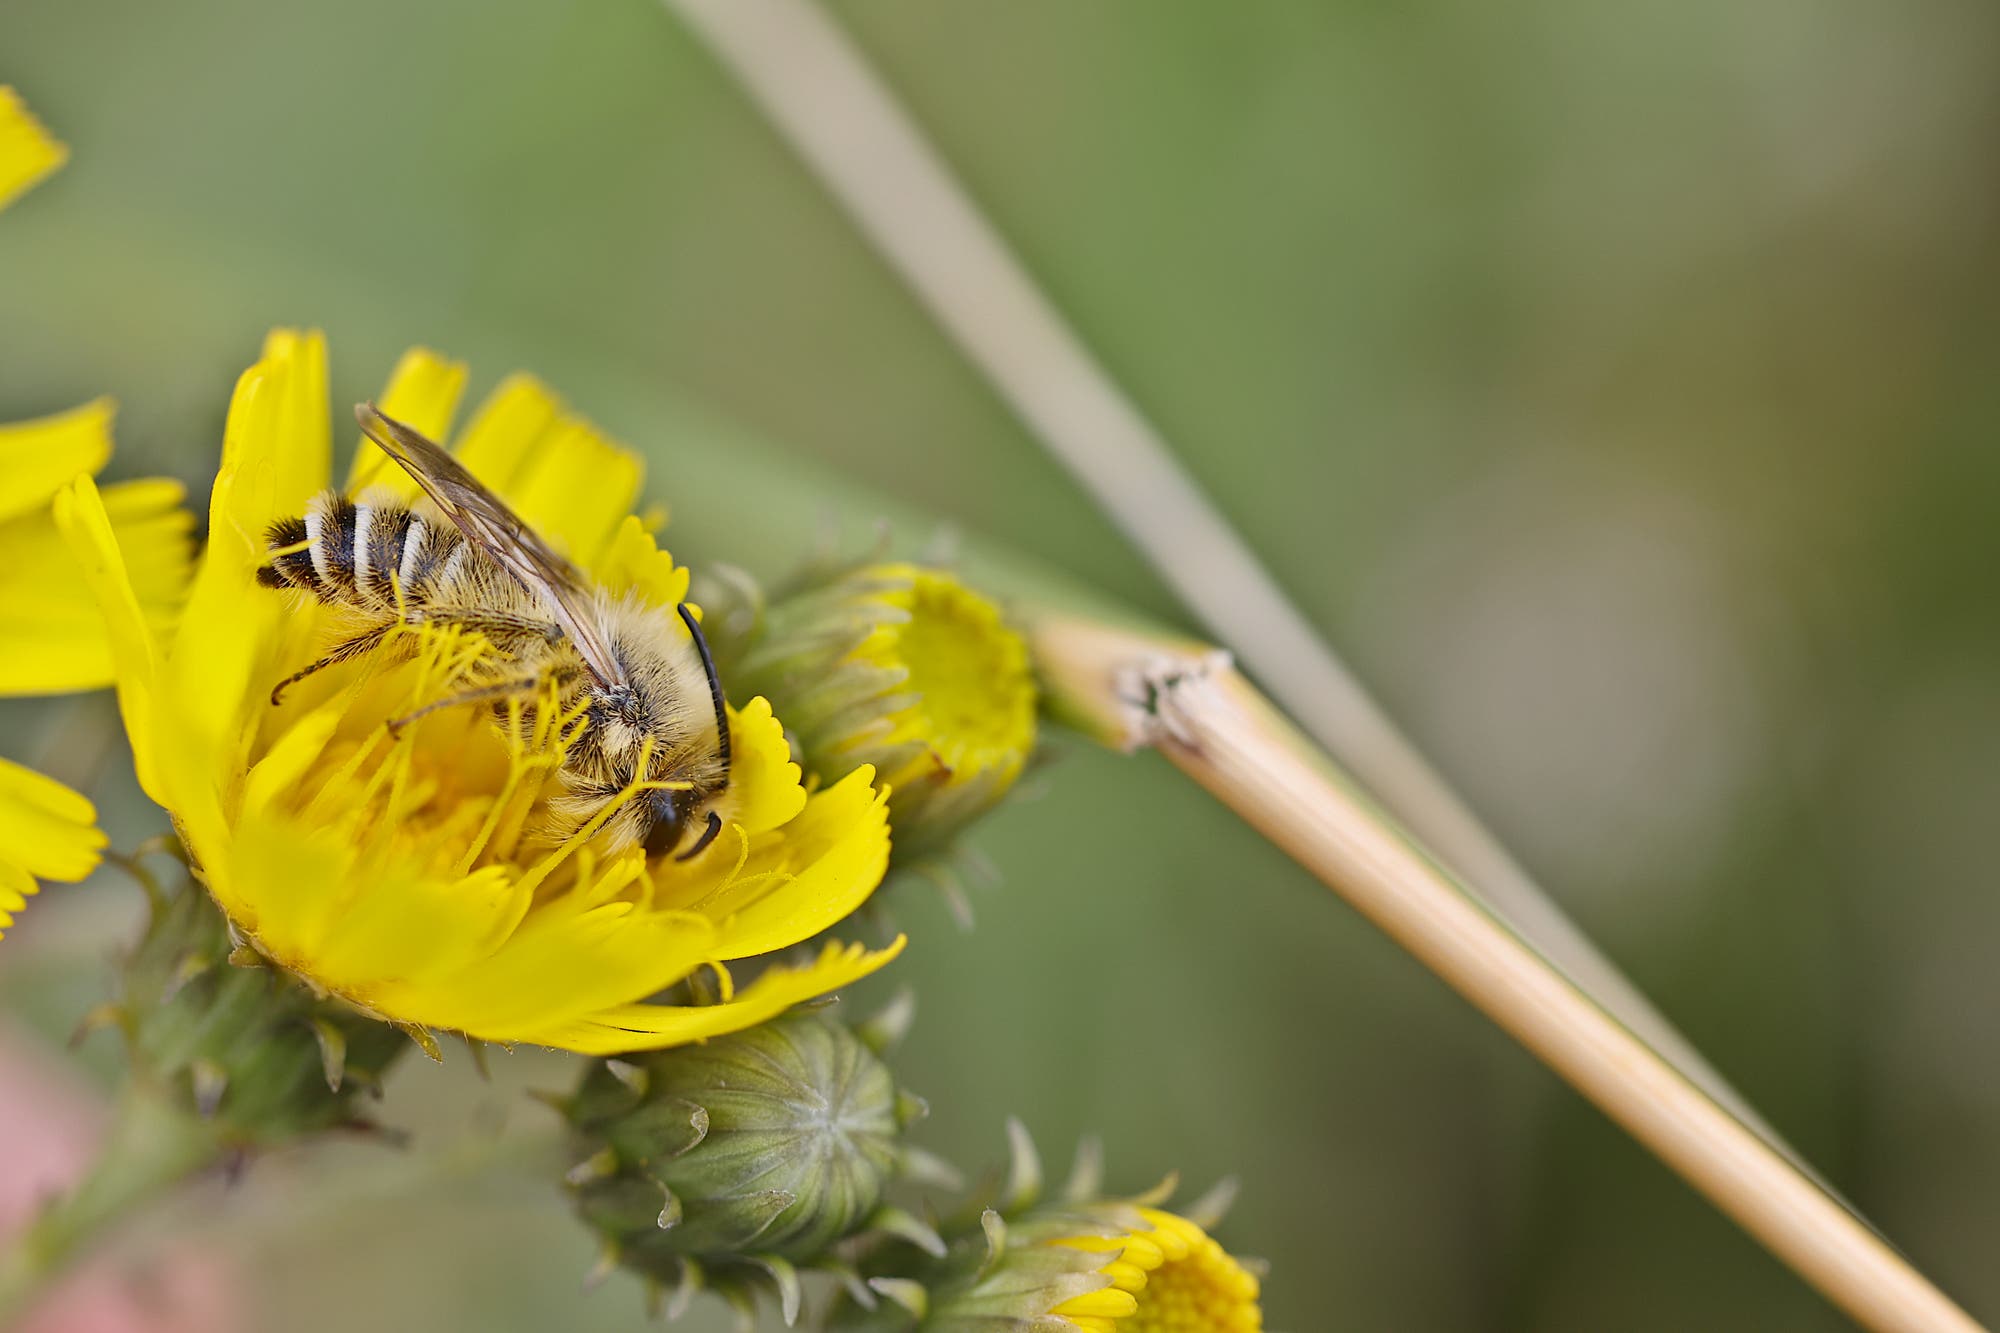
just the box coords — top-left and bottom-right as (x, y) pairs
(287, 624), (579, 879)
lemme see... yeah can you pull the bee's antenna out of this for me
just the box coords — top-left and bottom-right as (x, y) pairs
(678, 602), (731, 786)
(675, 810), (724, 863)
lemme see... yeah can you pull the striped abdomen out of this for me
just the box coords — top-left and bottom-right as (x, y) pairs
(257, 495), (469, 611)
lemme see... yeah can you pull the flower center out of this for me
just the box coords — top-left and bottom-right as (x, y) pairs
(264, 624), (581, 879)
(864, 568), (1035, 780)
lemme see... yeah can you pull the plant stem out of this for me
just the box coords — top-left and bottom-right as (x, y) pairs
(1030, 612), (1983, 1333)
(0, 1081), (224, 1327)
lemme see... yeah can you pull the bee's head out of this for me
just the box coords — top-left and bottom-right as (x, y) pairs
(642, 786), (723, 862)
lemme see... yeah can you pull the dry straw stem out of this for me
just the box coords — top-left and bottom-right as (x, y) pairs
(1032, 612), (1982, 1333)
(661, 0), (1808, 1179)
(659, 3), (1976, 1323)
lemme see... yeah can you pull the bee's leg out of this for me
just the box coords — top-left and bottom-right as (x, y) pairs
(270, 625), (394, 705)
(385, 675), (542, 738)
(417, 608), (565, 646)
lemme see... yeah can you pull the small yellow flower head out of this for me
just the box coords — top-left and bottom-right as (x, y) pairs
(0, 86), (68, 212)
(725, 561), (1037, 863)
(56, 330), (901, 1052)
(833, 1130), (1263, 1333)
(891, 1202), (1261, 1333)
(1037, 1207), (1263, 1333)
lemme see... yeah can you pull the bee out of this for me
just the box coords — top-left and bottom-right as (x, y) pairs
(255, 403), (732, 861)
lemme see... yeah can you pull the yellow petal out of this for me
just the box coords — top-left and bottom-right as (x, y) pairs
(170, 331), (332, 785)
(102, 479), (194, 633)
(1051, 1287), (1140, 1319)
(0, 757), (104, 882)
(52, 476), (167, 802)
(0, 398), (113, 524)
(211, 329), (331, 545)
(348, 347), (467, 497)
(706, 766), (890, 961)
(1136, 1208), (1201, 1260)
(519, 936), (906, 1054)
(221, 807), (538, 1001)
(592, 514), (690, 608)
(0, 86), (67, 214)
(449, 372), (561, 496)
(727, 696), (808, 836)
(0, 758), (106, 938)
(444, 372), (645, 563)
(0, 476), (191, 695)
(311, 862), (529, 995)
(368, 895), (722, 1041)
(238, 704), (343, 820)
(504, 416), (644, 567)
(0, 862), (36, 940)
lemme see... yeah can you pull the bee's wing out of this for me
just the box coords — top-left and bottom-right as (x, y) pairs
(353, 403), (628, 690)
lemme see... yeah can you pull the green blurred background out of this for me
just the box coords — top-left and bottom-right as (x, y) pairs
(4, 1), (1998, 1328)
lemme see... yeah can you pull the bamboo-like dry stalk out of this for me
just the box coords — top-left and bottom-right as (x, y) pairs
(656, 1), (1983, 1323)
(659, 0), (1816, 1185)
(1032, 612), (1983, 1333)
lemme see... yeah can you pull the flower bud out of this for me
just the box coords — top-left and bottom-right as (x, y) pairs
(920, 1203), (1262, 1333)
(712, 559), (1038, 889)
(563, 1007), (929, 1320)
(830, 1125), (1264, 1333)
(96, 880), (409, 1144)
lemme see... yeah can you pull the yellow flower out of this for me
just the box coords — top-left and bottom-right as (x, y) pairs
(1046, 1207), (1262, 1333)
(728, 561), (1037, 861)
(0, 86), (68, 212)
(0, 103), (195, 940)
(56, 329), (901, 1052)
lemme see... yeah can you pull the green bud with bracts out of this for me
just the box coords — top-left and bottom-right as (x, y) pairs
(828, 1122), (1265, 1333)
(558, 998), (955, 1326)
(82, 873), (408, 1145)
(701, 557), (1039, 921)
